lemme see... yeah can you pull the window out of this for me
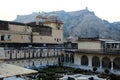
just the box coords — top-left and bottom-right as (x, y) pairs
(57, 24), (61, 30)
(33, 26), (52, 36)
(8, 35), (11, 41)
(57, 26), (60, 30)
(81, 55), (88, 66)
(54, 38), (61, 42)
(1, 35), (4, 41)
(57, 38), (59, 42)
(59, 38), (61, 41)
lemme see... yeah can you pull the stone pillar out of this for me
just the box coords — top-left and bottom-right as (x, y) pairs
(64, 54), (66, 63)
(88, 56), (92, 69)
(68, 54), (70, 63)
(111, 62), (113, 70)
(79, 57), (81, 66)
(74, 53), (81, 66)
(99, 57), (102, 69)
(111, 60), (113, 71)
(100, 61), (102, 69)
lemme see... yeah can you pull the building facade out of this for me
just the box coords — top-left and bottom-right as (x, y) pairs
(0, 15), (63, 68)
(62, 38), (120, 74)
(0, 15), (120, 75)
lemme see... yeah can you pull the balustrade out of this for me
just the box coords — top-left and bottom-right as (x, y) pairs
(4, 47), (62, 60)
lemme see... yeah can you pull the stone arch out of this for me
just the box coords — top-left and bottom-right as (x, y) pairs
(92, 56), (100, 67)
(81, 55), (88, 66)
(65, 54), (69, 63)
(58, 53), (64, 66)
(102, 57), (111, 68)
(40, 60), (42, 65)
(61, 54), (64, 62)
(113, 57), (120, 70)
(70, 54), (74, 63)
(32, 61), (35, 66)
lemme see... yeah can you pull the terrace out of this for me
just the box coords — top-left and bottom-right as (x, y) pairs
(64, 48), (120, 55)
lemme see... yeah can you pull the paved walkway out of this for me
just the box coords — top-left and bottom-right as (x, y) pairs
(60, 74), (106, 80)
(4, 77), (25, 80)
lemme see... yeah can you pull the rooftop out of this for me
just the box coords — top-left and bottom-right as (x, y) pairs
(78, 38), (120, 42)
(64, 49), (120, 55)
(0, 63), (37, 78)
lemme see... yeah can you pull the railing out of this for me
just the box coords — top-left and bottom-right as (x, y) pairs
(5, 55), (59, 61)
(64, 48), (120, 54)
(79, 48), (120, 53)
(4, 47), (62, 60)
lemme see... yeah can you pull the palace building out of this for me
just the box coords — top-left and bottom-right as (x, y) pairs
(62, 38), (120, 75)
(0, 14), (120, 77)
(0, 48), (37, 80)
(0, 14), (63, 68)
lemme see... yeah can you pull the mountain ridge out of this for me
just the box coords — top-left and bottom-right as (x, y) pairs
(14, 9), (120, 40)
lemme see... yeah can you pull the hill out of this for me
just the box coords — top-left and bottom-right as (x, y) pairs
(14, 9), (120, 40)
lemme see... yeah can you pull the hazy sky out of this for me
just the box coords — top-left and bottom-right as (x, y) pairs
(0, 0), (120, 22)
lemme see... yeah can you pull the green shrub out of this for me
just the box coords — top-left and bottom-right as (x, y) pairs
(108, 73), (120, 80)
(104, 69), (109, 74)
(46, 72), (55, 76)
(93, 67), (97, 72)
(73, 68), (83, 73)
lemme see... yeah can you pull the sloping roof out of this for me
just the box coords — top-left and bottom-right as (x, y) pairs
(78, 38), (118, 42)
(0, 63), (37, 78)
(99, 39), (115, 42)
(0, 20), (26, 26)
(78, 37), (99, 41)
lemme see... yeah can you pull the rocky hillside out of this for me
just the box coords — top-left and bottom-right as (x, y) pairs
(14, 9), (120, 40)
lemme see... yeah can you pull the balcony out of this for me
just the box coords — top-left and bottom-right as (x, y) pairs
(4, 47), (62, 61)
(5, 55), (59, 61)
(64, 48), (120, 55)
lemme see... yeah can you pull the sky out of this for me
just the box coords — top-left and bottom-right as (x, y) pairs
(0, 0), (120, 22)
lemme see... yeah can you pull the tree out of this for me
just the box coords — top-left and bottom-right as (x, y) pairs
(93, 67), (97, 73)
(104, 69), (109, 74)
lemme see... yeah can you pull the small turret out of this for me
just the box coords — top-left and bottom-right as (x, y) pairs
(47, 14), (63, 29)
(85, 7), (88, 10)
(36, 12), (43, 25)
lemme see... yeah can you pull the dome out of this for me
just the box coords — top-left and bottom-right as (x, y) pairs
(36, 15), (42, 19)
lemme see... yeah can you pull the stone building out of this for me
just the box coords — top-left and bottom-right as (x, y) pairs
(0, 48), (37, 80)
(0, 14), (120, 75)
(0, 14), (63, 68)
(61, 38), (120, 74)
